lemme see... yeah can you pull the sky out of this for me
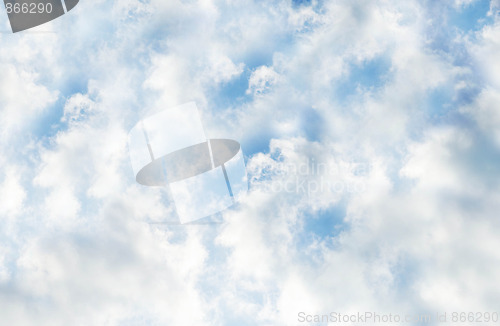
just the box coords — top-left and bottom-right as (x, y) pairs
(1, 0), (500, 325)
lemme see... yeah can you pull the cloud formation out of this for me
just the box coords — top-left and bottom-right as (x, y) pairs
(0, 0), (499, 325)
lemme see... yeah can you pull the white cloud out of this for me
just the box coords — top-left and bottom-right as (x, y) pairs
(0, 64), (57, 138)
(0, 166), (26, 219)
(0, 0), (499, 325)
(470, 17), (500, 89)
(247, 66), (280, 96)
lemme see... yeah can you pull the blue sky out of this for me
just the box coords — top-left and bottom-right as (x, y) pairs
(1, 0), (500, 325)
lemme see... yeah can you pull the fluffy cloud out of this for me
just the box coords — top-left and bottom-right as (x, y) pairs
(0, 0), (499, 325)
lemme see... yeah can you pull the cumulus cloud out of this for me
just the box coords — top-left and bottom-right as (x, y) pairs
(0, 0), (499, 325)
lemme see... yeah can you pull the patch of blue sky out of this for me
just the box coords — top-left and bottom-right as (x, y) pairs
(242, 48), (278, 72)
(207, 35), (294, 113)
(300, 107), (324, 142)
(303, 202), (347, 239)
(292, 0), (312, 6)
(231, 105), (324, 156)
(59, 74), (89, 98)
(293, 0), (327, 9)
(208, 70), (253, 109)
(424, 1), (492, 61)
(454, 81), (482, 105)
(207, 6), (329, 155)
(31, 98), (67, 143)
(229, 55), (392, 157)
(424, 85), (454, 120)
(237, 106), (325, 157)
(141, 28), (169, 54)
(211, 0), (325, 107)
(294, 200), (347, 259)
(387, 147), (420, 192)
(31, 72), (99, 144)
(422, 75), (482, 129)
(241, 127), (276, 157)
(449, 0), (493, 32)
(334, 55), (392, 105)
(418, 8), (488, 129)
(33, 54), (152, 146)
